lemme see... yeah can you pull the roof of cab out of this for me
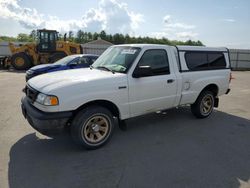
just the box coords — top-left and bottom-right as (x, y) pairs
(115, 44), (170, 48)
(113, 44), (228, 52)
(176, 45), (228, 52)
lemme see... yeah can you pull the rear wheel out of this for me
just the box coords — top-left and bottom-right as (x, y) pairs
(11, 53), (32, 70)
(191, 90), (215, 119)
(71, 106), (115, 149)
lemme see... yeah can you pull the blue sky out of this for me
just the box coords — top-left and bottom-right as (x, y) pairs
(0, 0), (249, 48)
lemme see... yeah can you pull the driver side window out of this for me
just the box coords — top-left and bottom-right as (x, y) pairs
(78, 57), (88, 65)
(137, 49), (170, 76)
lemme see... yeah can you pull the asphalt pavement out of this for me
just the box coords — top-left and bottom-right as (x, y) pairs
(0, 70), (250, 188)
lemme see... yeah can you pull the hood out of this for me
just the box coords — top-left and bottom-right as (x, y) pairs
(30, 64), (62, 72)
(28, 68), (126, 93)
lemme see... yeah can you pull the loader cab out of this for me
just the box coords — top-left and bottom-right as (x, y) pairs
(37, 29), (58, 53)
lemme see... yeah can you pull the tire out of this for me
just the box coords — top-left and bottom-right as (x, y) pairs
(3, 57), (11, 69)
(191, 90), (215, 119)
(0, 58), (4, 69)
(11, 53), (32, 70)
(71, 106), (115, 149)
(49, 52), (67, 63)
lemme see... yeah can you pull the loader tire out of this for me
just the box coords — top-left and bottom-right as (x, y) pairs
(11, 53), (32, 70)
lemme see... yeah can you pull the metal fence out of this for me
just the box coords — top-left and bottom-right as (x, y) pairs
(0, 42), (27, 56)
(229, 49), (250, 70)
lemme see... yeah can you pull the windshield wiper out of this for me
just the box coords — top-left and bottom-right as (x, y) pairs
(96, 66), (115, 74)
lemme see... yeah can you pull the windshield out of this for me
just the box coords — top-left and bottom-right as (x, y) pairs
(53, 56), (79, 65)
(92, 46), (141, 73)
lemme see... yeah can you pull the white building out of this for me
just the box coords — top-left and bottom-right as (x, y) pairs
(81, 39), (113, 55)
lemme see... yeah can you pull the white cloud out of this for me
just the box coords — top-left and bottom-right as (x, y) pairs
(0, 0), (144, 35)
(176, 31), (198, 39)
(166, 23), (195, 30)
(163, 15), (195, 29)
(163, 15), (171, 23)
(221, 19), (236, 23)
(151, 32), (170, 39)
(151, 15), (198, 40)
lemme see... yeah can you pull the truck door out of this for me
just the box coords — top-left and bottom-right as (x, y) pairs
(128, 49), (177, 117)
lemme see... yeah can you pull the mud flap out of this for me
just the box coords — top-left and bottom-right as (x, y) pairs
(214, 98), (219, 108)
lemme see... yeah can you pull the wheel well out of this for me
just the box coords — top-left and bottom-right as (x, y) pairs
(74, 100), (120, 119)
(201, 84), (219, 96)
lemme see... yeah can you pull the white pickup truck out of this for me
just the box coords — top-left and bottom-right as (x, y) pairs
(21, 44), (231, 149)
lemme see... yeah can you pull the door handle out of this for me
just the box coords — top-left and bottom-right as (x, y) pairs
(167, 79), (175, 83)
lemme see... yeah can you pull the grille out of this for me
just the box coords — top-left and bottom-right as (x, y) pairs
(24, 85), (38, 102)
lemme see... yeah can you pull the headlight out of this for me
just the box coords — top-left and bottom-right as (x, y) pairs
(26, 70), (34, 75)
(36, 93), (59, 106)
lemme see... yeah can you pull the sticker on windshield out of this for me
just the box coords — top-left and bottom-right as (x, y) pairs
(121, 49), (137, 54)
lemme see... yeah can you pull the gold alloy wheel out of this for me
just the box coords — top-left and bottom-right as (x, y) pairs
(15, 57), (25, 67)
(201, 95), (213, 114)
(83, 115), (109, 143)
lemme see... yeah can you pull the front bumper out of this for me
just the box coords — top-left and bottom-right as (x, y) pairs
(21, 97), (73, 136)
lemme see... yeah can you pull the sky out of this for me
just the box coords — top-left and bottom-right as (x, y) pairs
(0, 0), (249, 48)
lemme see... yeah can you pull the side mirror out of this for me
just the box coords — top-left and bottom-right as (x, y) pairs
(133, 66), (153, 78)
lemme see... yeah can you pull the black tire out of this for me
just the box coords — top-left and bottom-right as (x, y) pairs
(3, 57), (11, 69)
(49, 52), (67, 63)
(71, 106), (115, 149)
(191, 90), (215, 119)
(0, 58), (4, 69)
(11, 53), (32, 70)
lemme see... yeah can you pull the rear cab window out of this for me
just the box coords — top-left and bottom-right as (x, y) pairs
(185, 51), (227, 71)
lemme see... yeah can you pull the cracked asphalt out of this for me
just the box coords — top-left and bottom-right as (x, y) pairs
(0, 70), (250, 188)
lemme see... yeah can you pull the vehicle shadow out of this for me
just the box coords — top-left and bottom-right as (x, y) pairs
(8, 108), (250, 188)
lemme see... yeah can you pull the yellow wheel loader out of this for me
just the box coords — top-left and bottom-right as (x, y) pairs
(8, 29), (82, 70)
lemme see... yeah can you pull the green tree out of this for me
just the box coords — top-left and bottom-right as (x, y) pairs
(99, 30), (107, 40)
(75, 30), (84, 43)
(106, 34), (113, 43)
(87, 32), (93, 41)
(68, 31), (74, 42)
(29, 30), (37, 41)
(0, 36), (17, 42)
(93, 32), (99, 40)
(17, 33), (33, 42)
(1, 29), (204, 46)
(124, 34), (130, 44)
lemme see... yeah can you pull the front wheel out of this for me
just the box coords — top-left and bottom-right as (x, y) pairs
(191, 91), (215, 119)
(71, 106), (115, 149)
